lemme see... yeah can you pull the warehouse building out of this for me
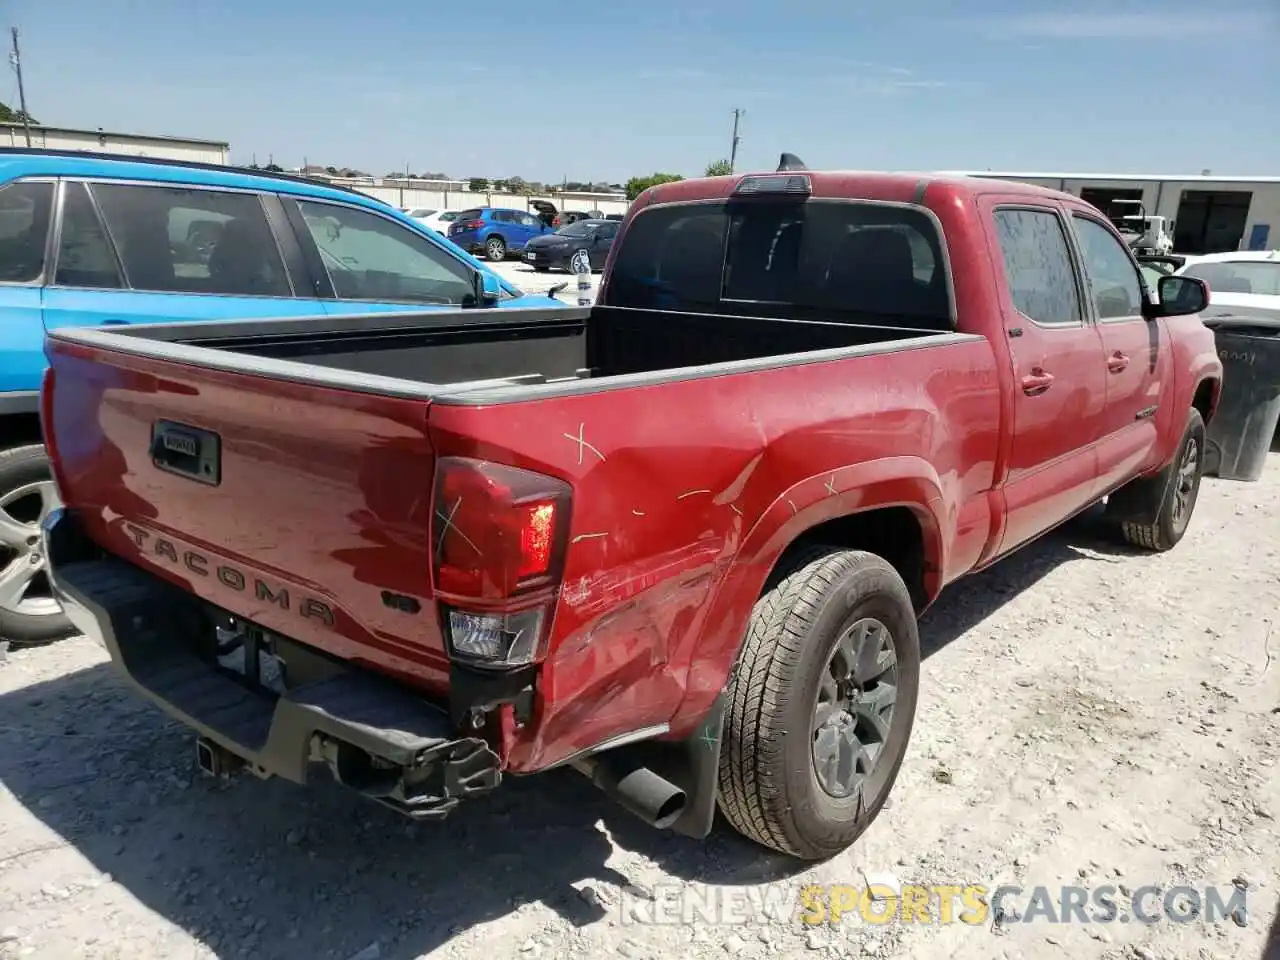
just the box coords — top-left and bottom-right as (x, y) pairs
(943, 170), (1280, 254)
(0, 122), (228, 166)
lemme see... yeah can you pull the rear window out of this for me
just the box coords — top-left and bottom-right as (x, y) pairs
(603, 199), (950, 327)
(455, 208), (483, 221)
(1182, 260), (1280, 297)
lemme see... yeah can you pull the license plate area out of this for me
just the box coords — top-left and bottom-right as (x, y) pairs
(150, 419), (221, 486)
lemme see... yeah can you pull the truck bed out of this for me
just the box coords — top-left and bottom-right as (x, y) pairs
(51, 304), (958, 401)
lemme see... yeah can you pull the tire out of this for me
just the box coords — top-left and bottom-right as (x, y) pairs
(0, 444), (75, 643)
(484, 235), (507, 262)
(1117, 408), (1206, 551)
(717, 547), (920, 860)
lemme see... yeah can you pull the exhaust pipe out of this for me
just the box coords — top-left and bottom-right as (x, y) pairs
(572, 752), (687, 830)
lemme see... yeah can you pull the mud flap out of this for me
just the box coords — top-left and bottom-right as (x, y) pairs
(1104, 456), (1176, 527)
(617, 693), (727, 840)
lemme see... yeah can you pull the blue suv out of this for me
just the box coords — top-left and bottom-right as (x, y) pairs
(0, 149), (557, 643)
(448, 207), (554, 261)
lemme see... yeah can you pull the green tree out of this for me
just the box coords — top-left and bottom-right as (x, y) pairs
(625, 173), (684, 201)
(705, 159), (733, 177)
(506, 176), (528, 195)
(468, 177), (489, 192)
(0, 101), (36, 124)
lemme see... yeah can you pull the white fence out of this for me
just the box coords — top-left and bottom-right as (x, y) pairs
(323, 178), (631, 217)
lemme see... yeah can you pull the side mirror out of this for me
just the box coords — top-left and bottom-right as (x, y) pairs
(476, 270), (502, 306)
(1146, 275), (1208, 319)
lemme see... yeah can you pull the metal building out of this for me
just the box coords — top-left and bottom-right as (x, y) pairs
(941, 170), (1280, 255)
(0, 122), (229, 166)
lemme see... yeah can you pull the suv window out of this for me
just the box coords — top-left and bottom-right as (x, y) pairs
(1072, 215), (1144, 319)
(992, 208), (1081, 326)
(296, 199), (476, 304)
(55, 182), (123, 289)
(1182, 259), (1280, 297)
(91, 184), (292, 297)
(604, 199), (950, 327)
(517, 212), (541, 228)
(0, 180), (54, 283)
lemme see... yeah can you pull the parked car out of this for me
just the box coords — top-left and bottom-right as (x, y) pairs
(41, 160), (1219, 863)
(522, 218), (619, 272)
(555, 211), (595, 228)
(408, 208), (464, 237)
(0, 148), (555, 643)
(448, 207), (553, 261)
(1174, 249), (1280, 322)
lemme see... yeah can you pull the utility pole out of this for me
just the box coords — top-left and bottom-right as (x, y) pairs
(729, 108), (743, 174)
(10, 27), (32, 147)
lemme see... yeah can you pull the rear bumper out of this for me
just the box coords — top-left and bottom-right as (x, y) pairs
(43, 508), (502, 820)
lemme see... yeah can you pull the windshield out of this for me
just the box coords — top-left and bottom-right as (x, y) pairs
(558, 222), (594, 238)
(439, 211), (460, 221)
(408, 208), (436, 218)
(1182, 260), (1280, 297)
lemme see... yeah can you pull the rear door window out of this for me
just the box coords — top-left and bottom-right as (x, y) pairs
(603, 199), (950, 327)
(0, 181), (54, 283)
(991, 208), (1082, 326)
(91, 183), (292, 297)
(54, 182), (123, 289)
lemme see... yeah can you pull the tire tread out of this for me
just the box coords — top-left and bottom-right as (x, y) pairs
(717, 546), (910, 858)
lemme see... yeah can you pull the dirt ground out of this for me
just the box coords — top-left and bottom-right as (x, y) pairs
(1, 448), (1277, 959)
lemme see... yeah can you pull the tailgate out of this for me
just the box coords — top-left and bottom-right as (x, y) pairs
(43, 336), (450, 691)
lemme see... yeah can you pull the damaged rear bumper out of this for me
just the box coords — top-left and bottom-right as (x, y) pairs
(43, 508), (501, 821)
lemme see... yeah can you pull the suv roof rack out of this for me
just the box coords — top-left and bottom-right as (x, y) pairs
(0, 147), (373, 200)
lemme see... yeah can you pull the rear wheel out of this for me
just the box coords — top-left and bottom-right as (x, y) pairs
(717, 548), (920, 860)
(485, 236), (507, 261)
(0, 444), (74, 643)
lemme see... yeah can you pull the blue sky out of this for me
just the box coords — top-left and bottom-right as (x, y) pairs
(10, 0), (1279, 182)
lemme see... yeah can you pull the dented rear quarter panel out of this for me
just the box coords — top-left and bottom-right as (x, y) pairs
(426, 333), (1002, 771)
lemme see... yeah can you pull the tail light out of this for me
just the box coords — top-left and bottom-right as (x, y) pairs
(455, 219), (485, 232)
(432, 457), (571, 669)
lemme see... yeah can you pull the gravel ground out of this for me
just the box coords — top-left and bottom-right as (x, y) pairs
(1, 451), (1277, 959)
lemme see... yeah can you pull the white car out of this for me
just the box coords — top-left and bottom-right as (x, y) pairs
(406, 208), (463, 237)
(1174, 250), (1280, 322)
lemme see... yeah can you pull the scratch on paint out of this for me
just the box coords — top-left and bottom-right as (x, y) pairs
(562, 423), (606, 466)
(632, 509), (646, 517)
(787, 499), (798, 514)
(730, 504), (743, 516)
(435, 497), (481, 555)
(572, 531), (609, 544)
(824, 475), (838, 496)
(677, 489), (712, 500)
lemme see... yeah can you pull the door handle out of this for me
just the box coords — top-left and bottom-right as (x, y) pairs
(1107, 351), (1130, 373)
(1021, 368), (1054, 396)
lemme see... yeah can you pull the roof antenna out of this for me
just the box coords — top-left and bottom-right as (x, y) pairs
(776, 152), (807, 172)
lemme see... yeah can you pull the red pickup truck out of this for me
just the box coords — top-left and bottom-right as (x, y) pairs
(40, 158), (1221, 861)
